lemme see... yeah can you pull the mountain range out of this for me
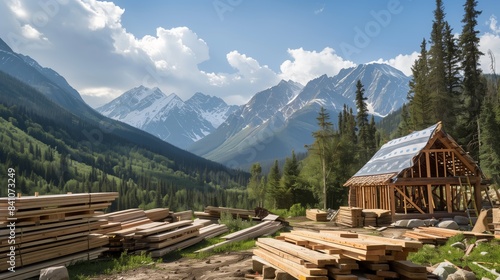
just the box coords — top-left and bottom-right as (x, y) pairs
(95, 63), (410, 168)
(188, 63), (411, 169)
(96, 87), (238, 149)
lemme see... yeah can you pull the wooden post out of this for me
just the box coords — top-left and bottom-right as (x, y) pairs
(425, 151), (434, 214)
(446, 184), (452, 213)
(390, 184), (396, 222)
(474, 176), (482, 214)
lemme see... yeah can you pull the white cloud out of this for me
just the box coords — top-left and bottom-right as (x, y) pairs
(488, 15), (500, 34)
(0, 0), (281, 106)
(279, 47), (356, 84)
(479, 33), (500, 74)
(369, 52), (419, 76)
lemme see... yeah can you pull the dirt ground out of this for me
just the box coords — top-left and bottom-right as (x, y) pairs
(91, 219), (410, 280)
(92, 251), (254, 280)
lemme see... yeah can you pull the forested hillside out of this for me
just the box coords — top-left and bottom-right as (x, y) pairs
(0, 71), (252, 211)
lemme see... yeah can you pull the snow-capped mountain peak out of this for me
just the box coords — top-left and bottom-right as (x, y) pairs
(97, 87), (238, 149)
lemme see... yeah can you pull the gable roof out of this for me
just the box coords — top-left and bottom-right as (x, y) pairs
(344, 122), (482, 187)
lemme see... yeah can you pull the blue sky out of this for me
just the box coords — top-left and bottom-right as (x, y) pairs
(0, 0), (499, 107)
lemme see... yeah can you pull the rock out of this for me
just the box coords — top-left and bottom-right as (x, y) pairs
(454, 216), (471, 225)
(446, 268), (476, 280)
(433, 262), (457, 280)
(407, 219), (426, 228)
(424, 218), (440, 226)
(438, 220), (460, 230)
(451, 242), (466, 250)
(39, 266), (69, 280)
(393, 219), (410, 228)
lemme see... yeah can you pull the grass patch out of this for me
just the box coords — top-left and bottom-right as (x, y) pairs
(68, 251), (158, 280)
(409, 234), (500, 279)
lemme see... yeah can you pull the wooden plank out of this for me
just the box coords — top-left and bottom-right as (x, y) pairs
(290, 230), (386, 251)
(256, 238), (337, 267)
(253, 249), (328, 276)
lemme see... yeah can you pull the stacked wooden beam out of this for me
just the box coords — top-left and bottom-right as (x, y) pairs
(101, 209), (231, 257)
(336, 207), (363, 227)
(193, 206), (255, 220)
(403, 226), (495, 245)
(252, 229), (426, 280)
(0, 192), (118, 276)
(306, 209), (328, 222)
(362, 209), (392, 227)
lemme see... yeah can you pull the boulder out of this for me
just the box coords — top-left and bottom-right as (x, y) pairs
(454, 216), (471, 225)
(438, 220), (460, 230)
(407, 219), (426, 228)
(446, 268), (476, 280)
(393, 219), (410, 228)
(39, 266), (69, 280)
(433, 262), (457, 280)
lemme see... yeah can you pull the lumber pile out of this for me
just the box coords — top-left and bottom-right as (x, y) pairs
(0, 192), (118, 277)
(193, 206), (255, 221)
(362, 209), (392, 227)
(335, 207), (363, 227)
(101, 209), (230, 257)
(403, 227), (496, 245)
(306, 209), (328, 222)
(252, 230), (427, 280)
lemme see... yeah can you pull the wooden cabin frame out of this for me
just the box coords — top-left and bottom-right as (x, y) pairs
(344, 122), (488, 220)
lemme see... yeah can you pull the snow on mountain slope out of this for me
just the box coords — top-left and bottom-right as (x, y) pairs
(96, 86), (237, 149)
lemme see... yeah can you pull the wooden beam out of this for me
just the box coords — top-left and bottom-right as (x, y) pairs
(389, 185), (395, 221)
(394, 187), (425, 214)
(446, 184), (452, 213)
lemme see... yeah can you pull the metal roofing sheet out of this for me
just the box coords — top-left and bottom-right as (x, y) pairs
(353, 123), (439, 177)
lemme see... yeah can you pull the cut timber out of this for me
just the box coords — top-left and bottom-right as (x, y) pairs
(252, 250), (328, 280)
(256, 238), (337, 267)
(306, 209), (328, 222)
(134, 220), (192, 237)
(254, 249), (327, 276)
(290, 230), (386, 251)
(0, 248), (107, 280)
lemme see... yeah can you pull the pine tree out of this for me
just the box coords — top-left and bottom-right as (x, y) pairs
(408, 38), (434, 130)
(247, 163), (265, 207)
(266, 160), (281, 209)
(428, 0), (449, 126)
(443, 21), (462, 132)
(458, 0), (484, 161)
(310, 107), (334, 210)
(279, 150), (299, 209)
(355, 80), (372, 164)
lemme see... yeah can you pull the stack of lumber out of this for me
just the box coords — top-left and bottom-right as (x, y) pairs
(144, 208), (171, 221)
(101, 208), (231, 256)
(252, 229), (426, 280)
(195, 218), (283, 253)
(403, 227), (495, 245)
(193, 206), (255, 221)
(336, 207), (363, 228)
(306, 209), (328, 222)
(0, 192), (118, 277)
(362, 209), (392, 227)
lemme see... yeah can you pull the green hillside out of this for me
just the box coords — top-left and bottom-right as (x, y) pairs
(0, 71), (252, 211)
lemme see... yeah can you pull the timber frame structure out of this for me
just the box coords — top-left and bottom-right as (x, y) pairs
(344, 122), (489, 220)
